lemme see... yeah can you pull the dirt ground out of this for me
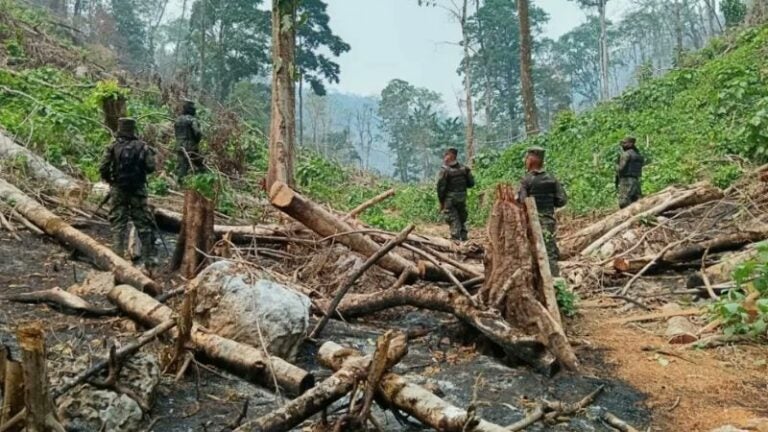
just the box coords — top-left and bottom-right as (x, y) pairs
(0, 219), (766, 431)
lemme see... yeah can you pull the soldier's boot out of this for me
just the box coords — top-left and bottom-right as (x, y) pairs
(138, 229), (158, 269)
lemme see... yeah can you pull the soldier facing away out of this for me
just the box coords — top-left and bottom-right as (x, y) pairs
(616, 136), (645, 208)
(518, 146), (567, 276)
(437, 148), (475, 241)
(175, 100), (204, 182)
(99, 117), (158, 268)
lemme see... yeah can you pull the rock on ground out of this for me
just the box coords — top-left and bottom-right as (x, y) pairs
(194, 260), (311, 361)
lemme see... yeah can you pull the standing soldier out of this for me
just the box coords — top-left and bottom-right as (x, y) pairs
(518, 147), (567, 276)
(437, 148), (475, 241)
(616, 136), (644, 208)
(175, 99), (204, 182)
(100, 117), (158, 268)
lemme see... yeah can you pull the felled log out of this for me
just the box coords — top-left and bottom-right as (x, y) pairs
(480, 185), (577, 371)
(17, 323), (66, 432)
(315, 285), (557, 374)
(0, 178), (162, 295)
(615, 230), (768, 273)
(108, 284), (314, 395)
(237, 333), (407, 432)
(319, 342), (508, 432)
(270, 181), (416, 278)
(153, 208), (296, 244)
(343, 188), (395, 220)
(171, 190), (215, 278)
(663, 304), (699, 344)
(0, 130), (85, 199)
(562, 184), (722, 258)
(1, 348), (23, 432)
(2, 287), (117, 316)
(687, 246), (761, 288)
(524, 197), (562, 327)
(581, 185), (723, 257)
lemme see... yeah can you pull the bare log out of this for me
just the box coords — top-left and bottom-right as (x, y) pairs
(0, 178), (161, 295)
(270, 181), (416, 278)
(609, 308), (702, 325)
(108, 284), (314, 395)
(0, 130), (84, 199)
(319, 342), (508, 432)
(663, 304), (699, 344)
(0, 211), (20, 241)
(1, 348), (23, 432)
(2, 287), (117, 316)
(17, 323), (65, 432)
(524, 197), (562, 327)
(602, 412), (640, 432)
(153, 207), (295, 244)
(316, 285), (556, 374)
(311, 225), (414, 338)
(343, 188), (395, 220)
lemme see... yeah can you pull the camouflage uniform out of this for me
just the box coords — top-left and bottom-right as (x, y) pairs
(518, 148), (568, 276)
(437, 161), (475, 241)
(100, 118), (158, 266)
(175, 100), (204, 182)
(616, 145), (644, 209)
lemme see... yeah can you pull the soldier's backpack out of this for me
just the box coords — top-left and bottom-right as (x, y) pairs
(112, 138), (147, 190)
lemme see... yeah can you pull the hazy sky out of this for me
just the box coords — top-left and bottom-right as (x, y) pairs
(323, 0), (633, 110)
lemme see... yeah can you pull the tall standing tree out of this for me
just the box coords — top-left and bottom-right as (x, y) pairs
(570, 0), (610, 100)
(267, 0), (297, 189)
(517, 0), (539, 135)
(460, 0), (475, 166)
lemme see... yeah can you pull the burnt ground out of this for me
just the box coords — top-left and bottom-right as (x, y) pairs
(4, 217), (764, 431)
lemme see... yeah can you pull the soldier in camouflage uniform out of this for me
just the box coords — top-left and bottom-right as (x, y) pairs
(518, 147), (567, 276)
(100, 118), (158, 267)
(616, 136), (645, 209)
(437, 148), (475, 241)
(175, 100), (204, 182)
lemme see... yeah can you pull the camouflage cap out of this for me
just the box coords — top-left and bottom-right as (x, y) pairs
(182, 99), (196, 115)
(622, 136), (637, 145)
(117, 117), (137, 138)
(526, 146), (546, 159)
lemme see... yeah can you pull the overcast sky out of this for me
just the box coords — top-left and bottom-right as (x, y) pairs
(322, 0), (634, 110)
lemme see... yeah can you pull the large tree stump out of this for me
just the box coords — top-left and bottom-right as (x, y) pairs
(171, 190), (215, 278)
(1, 347), (23, 432)
(101, 95), (126, 133)
(17, 323), (65, 432)
(480, 185), (577, 371)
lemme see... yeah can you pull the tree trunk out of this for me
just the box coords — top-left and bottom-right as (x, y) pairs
(517, 0), (539, 136)
(108, 284), (314, 395)
(101, 96), (126, 134)
(1, 350), (23, 432)
(17, 323), (65, 432)
(0, 178), (162, 295)
(560, 184), (722, 258)
(598, 0), (610, 100)
(267, 0), (297, 189)
(460, 0), (475, 166)
(318, 342), (509, 432)
(0, 130), (85, 199)
(270, 181), (416, 278)
(688, 246), (760, 288)
(674, 0), (684, 63)
(153, 208), (295, 244)
(171, 190), (215, 278)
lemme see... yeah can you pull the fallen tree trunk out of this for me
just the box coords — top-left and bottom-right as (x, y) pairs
(688, 244), (763, 288)
(614, 230), (768, 274)
(316, 285), (557, 374)
(581, 184), (723, 257)
(343, 188), (395, 220)
(2, 287), (117, 316)
(0, 178), (162, 295)
(153, 208), (296, 244)
(108, 284), (314, 395)
(319, 342), (508, 432)
(562, 184), (722, 258)
(270, 181), (416, 278)
(0, 130), (84, 199)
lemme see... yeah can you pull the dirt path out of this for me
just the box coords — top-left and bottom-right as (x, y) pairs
(576, 306), (768, 431)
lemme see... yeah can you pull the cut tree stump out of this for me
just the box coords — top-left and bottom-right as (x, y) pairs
(319, 341), (509, 432)
(1, 348), (23, 432)
(270, 181), (416, 278)
(17, 323), (66, 432)
(171, 189), (215, 278)
(0, 178), (161, 295)
(108, 284), (314, 395)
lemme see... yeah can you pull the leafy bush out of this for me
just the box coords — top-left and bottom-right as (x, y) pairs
(555, 278), (578, 318)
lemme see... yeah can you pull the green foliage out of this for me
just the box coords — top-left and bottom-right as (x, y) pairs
(712, 164), (743, 189)
(555, 278), (578, 318)
(721, 0), (748, 28)
(710, 243), (768, 338)
(148, 176), (170, 196)
(184, 172), (218, 200)
(89, 80), (130, 105)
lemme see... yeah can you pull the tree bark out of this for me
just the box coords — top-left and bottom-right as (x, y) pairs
(343, 188), (396, 220)
(598, 0), (610, 100)
(101, 96), (126, 133)
(1, 350), (23, 432)
(517, 0), (539, 135)
(153, 207), (293, 244)
(0, 178), (161, 295)
(108, 284), (314, 395)
(524, 198), (562, 327)
(267, 0), (297, 189)
(318, 342), (509, 432)
(460, 0), (475, 165)
(689, 246), (760, 288)
(270, 181), (416, 278)
(171, 189), (215, 278)
(0, 130), (84, 198)
(17, 323), (65, 432)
